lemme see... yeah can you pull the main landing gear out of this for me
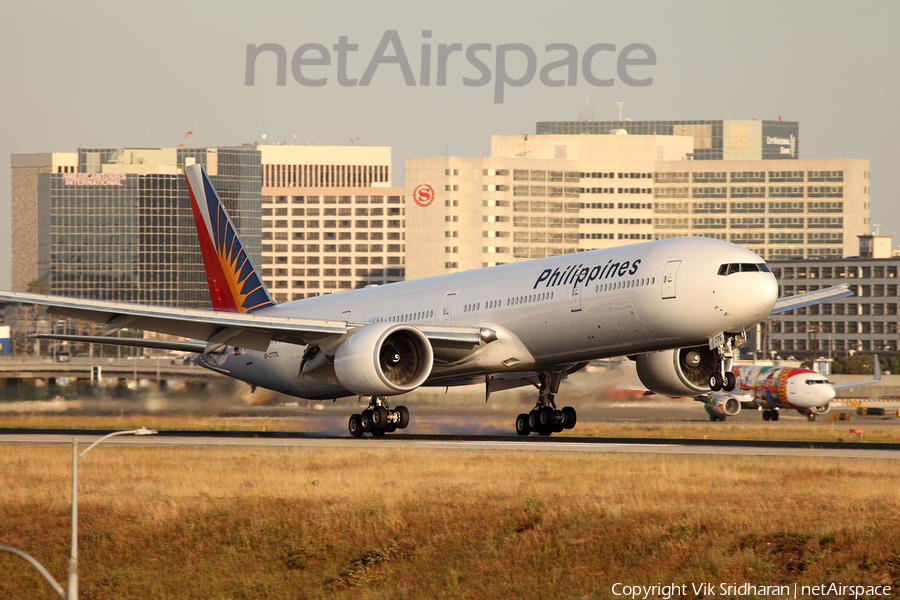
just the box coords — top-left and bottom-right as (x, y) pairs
(708, 333), (744, 392)
(348, 397), (409, 437)
(515, 372), (577, 437)
(761, 409), (780, 422)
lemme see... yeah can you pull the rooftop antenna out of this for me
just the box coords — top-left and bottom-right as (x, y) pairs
(616, 100), (624, 122)
(578, 97), (593, 122)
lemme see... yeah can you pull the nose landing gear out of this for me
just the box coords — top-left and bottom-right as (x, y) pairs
(708, 332), (745, 392)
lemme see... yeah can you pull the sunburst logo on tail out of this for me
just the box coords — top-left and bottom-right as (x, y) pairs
(185, 164), (274, 313)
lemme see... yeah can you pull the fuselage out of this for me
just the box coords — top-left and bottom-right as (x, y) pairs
(196, 237), (779, 399)
(730, 365), (835, 410)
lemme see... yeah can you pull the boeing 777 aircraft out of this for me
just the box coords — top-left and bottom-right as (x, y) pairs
(692, 360), (880, 422)
(0, 164), (851, 436)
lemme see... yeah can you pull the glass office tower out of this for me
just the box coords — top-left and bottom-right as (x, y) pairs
(41, 146), (261, 309)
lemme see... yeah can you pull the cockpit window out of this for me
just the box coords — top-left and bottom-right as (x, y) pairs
(717, 263), (772, 276)
(805, 379), (829, 385)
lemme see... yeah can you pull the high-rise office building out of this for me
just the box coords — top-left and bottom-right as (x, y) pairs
(11, 146), (262, 308)
(258, 145), (405, 301)
(405, 130), (869, 280)
(762, 236), (900, 358)
(405, 134), (692, 279)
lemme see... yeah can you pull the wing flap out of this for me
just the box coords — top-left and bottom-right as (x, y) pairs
(26, 333), (208, 353)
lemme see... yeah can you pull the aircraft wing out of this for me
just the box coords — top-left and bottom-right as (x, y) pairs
(0, 290), (483, 353)
(832, 357), (881, 390)
(769, 284), (852, 315)
(26, 333), (208, 353)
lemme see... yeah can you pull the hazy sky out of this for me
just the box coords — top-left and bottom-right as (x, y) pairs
(2, 1), (898, 289)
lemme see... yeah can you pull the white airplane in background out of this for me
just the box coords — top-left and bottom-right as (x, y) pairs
(0, 164), (852, 437)
(692, 360), (880, 422)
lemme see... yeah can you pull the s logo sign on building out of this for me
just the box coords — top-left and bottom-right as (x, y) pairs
(413, 184), (435, 207)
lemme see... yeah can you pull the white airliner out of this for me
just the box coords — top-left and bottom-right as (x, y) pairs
(0, 164), (851, 436)
(695, 360), (880, 422)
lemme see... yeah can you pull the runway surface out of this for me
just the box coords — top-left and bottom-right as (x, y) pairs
(2, 429), (899, 459)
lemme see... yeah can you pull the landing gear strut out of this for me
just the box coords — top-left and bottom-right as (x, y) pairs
(708, 333), (745, 392)
(348, 397), (409, 437)
(515, 372), (577, 437)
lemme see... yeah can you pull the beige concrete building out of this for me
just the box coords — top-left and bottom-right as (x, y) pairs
(258, 145), (405, 301)
(406, 132), (870, 280)
(405, 133), (693, 279)
(10, 152), (77, 291)
(652, 159), (870, 260)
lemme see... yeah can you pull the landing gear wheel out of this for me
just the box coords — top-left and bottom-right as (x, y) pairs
(771, 410), (779, 422)
(807, 413), (817, 422)
(384, 422), (397, 433)
(723, 371), (736, 392)
(515, 414), (531, 436)
(709, 371), (724, 392)
(538, 406), (556, 428)
(349, 414), (363, 437)
(396, 405), (410, 429)
(762, 410), (771, 421)
(523, 371), (571, 437)
(371, 406), (388, 429)
(528, 411), (539, 431)
(371, 428), (386, 437)
(360, 410), (373, 432)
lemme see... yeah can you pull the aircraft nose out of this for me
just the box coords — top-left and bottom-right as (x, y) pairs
(823, 384), (836, 403)
(748, 273), (778, 311)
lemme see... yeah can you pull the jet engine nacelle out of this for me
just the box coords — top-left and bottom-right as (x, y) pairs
(704, 396), (741, 417)
(635, 346), (718, 397)
(334, 323), (434, 396)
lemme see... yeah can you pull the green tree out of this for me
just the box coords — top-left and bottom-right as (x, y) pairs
(829, 354), (884, 375)
(26, 279), (48, 294)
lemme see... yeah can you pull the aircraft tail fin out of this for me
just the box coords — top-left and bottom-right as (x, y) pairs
(184, 163), (275, 313)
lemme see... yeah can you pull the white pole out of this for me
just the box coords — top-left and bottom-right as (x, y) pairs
(67, 440), (78, 600)
(66, 428), (156, 600)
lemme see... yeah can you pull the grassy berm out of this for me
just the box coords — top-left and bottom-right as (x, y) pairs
(1, 446), (899, 599)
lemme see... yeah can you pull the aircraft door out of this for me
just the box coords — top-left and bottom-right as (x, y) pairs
(441, 293), (456, 325)
(661, 260), (681, 299)
(570, 279), (583, 312)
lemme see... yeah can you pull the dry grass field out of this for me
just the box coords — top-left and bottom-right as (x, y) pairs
(1, 444), (898, 599)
